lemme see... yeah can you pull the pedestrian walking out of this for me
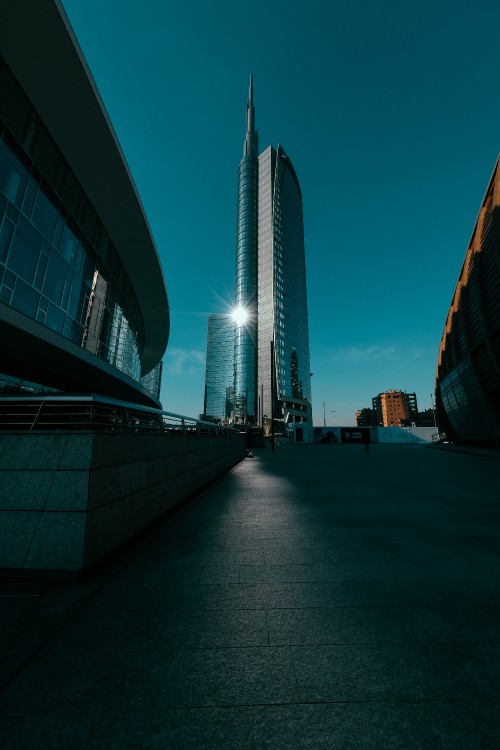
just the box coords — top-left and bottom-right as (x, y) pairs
(362, 428), (370, 451)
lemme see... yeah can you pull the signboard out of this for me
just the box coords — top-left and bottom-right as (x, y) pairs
(340, 427), (371, 444)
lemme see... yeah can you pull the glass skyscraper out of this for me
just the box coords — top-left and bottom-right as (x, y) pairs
(233, 74), (259, 422)
(204, 76), (312, 429)
(257, 144), (312, 429)
(203, 314), (234, 422)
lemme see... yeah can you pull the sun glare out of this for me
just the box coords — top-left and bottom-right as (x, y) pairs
(232, 304), (249, 326)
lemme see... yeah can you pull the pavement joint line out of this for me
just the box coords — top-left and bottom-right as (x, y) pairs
(0, 456), (248, 691)
(1, 444), (498, 743)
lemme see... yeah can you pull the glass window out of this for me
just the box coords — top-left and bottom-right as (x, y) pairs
(81, 252), (96, 286)
(11, 277), (39, 318)
(34, 252), (48, 290)
(2, 268), (16, 289)
(59, 223), (79, 264)
(0, 218), (14, 264)
(68, 320), (84, 345)
(6, 205), (19, 224)
(43, 249), (67, 305)
(8, 216), (42, 284)
(61, 271), (73, 310)
(32, 185), (58, 240)
(0, 286), (12, 304)
(22, 177), (38, 217)
(0, 140), (28, 207)
(53, 214), (64, 248)
(66, 274), (84, 319)
(45, 302), (65, 333)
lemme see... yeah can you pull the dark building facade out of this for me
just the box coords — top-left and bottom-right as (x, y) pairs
(435, 158), (500, 445)
(0, 0), (169, 408)
(356, 408), (378, 427)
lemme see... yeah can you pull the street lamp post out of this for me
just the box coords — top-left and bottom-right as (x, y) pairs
(271, 339), (275, 452)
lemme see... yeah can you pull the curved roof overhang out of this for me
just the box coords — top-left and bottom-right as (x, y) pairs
(0, 304), (161, 408)
(0, 0), (169, 373)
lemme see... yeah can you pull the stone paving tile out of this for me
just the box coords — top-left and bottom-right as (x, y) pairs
(53, 605), (269, 651)
(93, 581), (296, 612)
(290, 579), (492, 608)
(267, 606), (429, 646)
(87, 706), (254, 750)
(194, 549), (265, 566)
(0, 650), (112, 716)
(162, 582), (296, 610)
(406, 604), (500, 642)
(198, 564), (241, 584)
(102, 647), (299, 710)
(253, 699), (500, 749)
(291, 642), (500, 702)
(263, 548), (340, 565)
(239, 561), (438, 584)
(1, 713), (99, 750)
(1, 443), (499, 747)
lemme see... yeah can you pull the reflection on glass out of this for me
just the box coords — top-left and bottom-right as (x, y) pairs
(0, 116), (149, 393)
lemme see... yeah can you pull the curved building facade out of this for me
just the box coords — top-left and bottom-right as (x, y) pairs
(0, 0), (169, 408)
(435, 158), (500, 445)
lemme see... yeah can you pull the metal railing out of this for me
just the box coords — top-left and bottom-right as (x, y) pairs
(0, 395), (241, 436)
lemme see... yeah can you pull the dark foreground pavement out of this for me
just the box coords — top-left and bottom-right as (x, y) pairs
(1, 442), (499, 748)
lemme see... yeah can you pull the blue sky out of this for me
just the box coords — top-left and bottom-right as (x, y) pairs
(61, 0), (500, 426)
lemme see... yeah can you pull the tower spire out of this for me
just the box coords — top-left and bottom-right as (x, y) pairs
(243, 72), (258, 157)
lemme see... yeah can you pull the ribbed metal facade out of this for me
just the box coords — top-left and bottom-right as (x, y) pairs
(435, 158), (500, 445)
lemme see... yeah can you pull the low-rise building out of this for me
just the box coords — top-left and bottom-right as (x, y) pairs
(372, 389), (418, 427)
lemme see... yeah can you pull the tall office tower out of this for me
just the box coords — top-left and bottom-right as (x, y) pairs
(203, 314), (235, 422)
(257, 144), (312, 429)
(233, 74), (259, 422)
(206, 75), (312, 429)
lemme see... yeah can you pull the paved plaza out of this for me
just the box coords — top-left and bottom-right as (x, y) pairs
(1, 441), (499, 748)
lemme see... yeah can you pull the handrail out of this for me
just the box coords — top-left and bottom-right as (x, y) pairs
(0, 395), (241, 436)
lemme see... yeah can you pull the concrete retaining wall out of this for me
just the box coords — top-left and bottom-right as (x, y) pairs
(0, 431), (246, 572)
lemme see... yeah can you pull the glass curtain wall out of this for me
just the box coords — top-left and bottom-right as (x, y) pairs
(0, 58), (160, 399)
(204, 314), (235, 421)
(258, 145), (312, 426)
(233, 154), (258, 422)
